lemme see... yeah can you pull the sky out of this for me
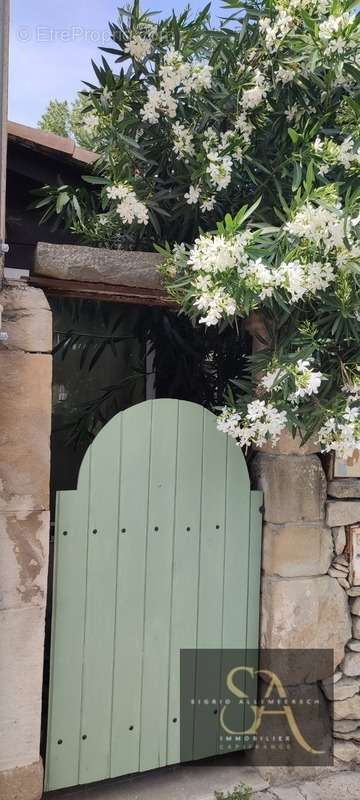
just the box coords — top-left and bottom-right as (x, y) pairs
(9, 0), (223, 128)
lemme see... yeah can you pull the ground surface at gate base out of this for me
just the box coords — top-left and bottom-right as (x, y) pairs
(45, 765), (360, 800)
(45, 764), (269, 800)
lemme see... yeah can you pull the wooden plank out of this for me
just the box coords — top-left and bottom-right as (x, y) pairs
(243, 490), (263, 742)
(29, 274), (175, 308)
(110, 401), (152, 777)
(33, 241), (163, 288)
(222, 436), (250, 647)
(45, 453), (90, 791)
(193, 410), (227, 761)
(219, 436), (251, 751)
(139, 400), (178, 771)
(166, 402), (204, 765)
(78, 415), (122, 784)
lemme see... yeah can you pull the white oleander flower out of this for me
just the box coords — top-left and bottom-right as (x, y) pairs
(141, 86), (177, 123)
(259, 10), (293, 52)
(172, 122), (195, 158)
(116, 195), (149, 225)
(234, 112), (254, 143)
(285, 104), (299, 122)
(183, 64), (212, 94)
(207, 152), (233, 191)
(291, 359), (325, 400)
(159, 47), (188, 91)
(125, 34), (152, 61)
(338, 136), (360, 169)
(318, 403), (360, 459)
(107, 183), (148, 226)
(200, 196), (216, 212)
(184, 185), (200, 205)
(261, 368), (286, 392)
(242, 70), (268, 111)
(319, 13), (351, 42)
(243, 258), (275, 299)
(188, 232), (251, 274)
(275, 260), (335, 302)
(285, 203), (346, 252)
(194, 287), (236, 326)
(313, 136), (324, 153)
(106, 183), (131, 200)
(276, 66), (296, 84)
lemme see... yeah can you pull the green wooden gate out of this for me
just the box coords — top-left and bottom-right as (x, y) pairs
(46, 399), (262, 791)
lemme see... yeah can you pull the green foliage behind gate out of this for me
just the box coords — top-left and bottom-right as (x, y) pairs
(46, 399), (262, 790)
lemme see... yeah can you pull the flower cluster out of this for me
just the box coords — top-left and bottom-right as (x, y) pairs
(189, 232), (252, 273)
(261, 359), (325, 404)
(318, 403), (360, 459)
(141, 47), (212, 125)
(164, 197), (346, 326)
(106, 184), (149, 226)
(125, 32), (153, 61)
(285, 203), (347, 253)
(318, 12), (353, 56)
(259, 9), (294, 52)
(194, 287), (237, 326)
(172, 122), (195, 159)
(217, 401), (288, 449)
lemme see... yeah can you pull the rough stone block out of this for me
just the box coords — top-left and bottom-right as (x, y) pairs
(326, 500), (360, 528)
(333, 719), (360, 733)
(252, 454), (327, 524)
(0, 606), (45, 771)
(254, 429), (320, 455)
(332, 695), (360, 720)
(328, 479), (360, 499)
(348, 640), (360, 652)
(353, 616), (360, 638)
(322, 676), (359, 701)
(0, 759), (43, 800)
(34, 240), (163, 288)
(0, 510), (49, 611)
(1, 283), (52, 354)
(261, 575), (351, 682)
(342, 651), (360, 677)
(334, 740), (360, 764)
(332, 526), (346, 555)
(351, 597), (360, 616)
(0, 353), (51, 511)
(262, 523), (333, 578)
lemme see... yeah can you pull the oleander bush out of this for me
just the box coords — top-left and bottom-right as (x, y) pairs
(36, 0), (360, 455)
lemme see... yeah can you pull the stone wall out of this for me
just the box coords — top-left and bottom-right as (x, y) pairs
(321, 478), (360, 767)
(251, 431), (354, 775)
(0, 282), (52, 800)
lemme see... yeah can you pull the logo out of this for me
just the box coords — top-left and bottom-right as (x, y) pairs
(180, 649), (334, 766)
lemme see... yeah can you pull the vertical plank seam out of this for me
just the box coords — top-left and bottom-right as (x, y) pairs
(77, 452), (92, 784)
(221, 436), (229, 648)
(192, 407), (205, 760)
(109, 414), (123, 777)
(218, 435), (229, 753)
(243, 489), (255, 754)
(138, 400), (153, 770)
(165, 399), (180, 765)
